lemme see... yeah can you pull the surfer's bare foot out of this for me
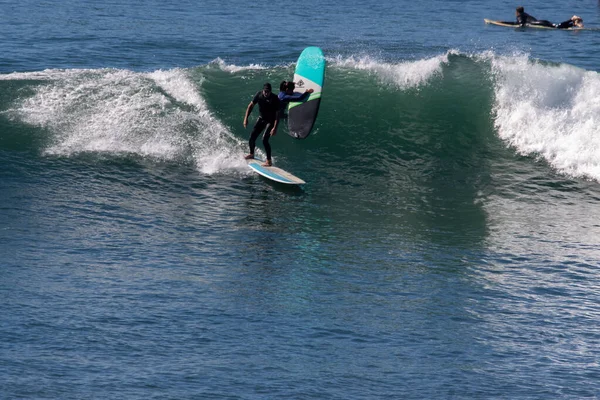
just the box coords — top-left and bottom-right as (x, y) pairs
(244, 154), (254, 160)
(262, 160), (272, 167)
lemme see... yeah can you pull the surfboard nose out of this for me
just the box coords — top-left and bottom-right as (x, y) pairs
(288, 47), (326, 140)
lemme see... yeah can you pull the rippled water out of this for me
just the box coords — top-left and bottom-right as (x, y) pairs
(2, 0), (600, 398)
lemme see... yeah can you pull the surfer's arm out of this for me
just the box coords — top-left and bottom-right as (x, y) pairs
(298, 89), (314, 101)
(270, 114), (279, 136)
(282, 89), (314, 102)
(272, 107), (281, 135)
(270, 100), (281, 136)
(243, 102), (254, 128)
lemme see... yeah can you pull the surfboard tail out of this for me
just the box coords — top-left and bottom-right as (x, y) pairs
(288, 97), (322, 139)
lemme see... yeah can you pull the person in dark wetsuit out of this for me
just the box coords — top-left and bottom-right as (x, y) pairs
(516, 7), (584, 29)
(243, 82), (280, 167)
(555, 15), (584, 29)
(516, 6), (555, 28)
(277, 80), (314, 118)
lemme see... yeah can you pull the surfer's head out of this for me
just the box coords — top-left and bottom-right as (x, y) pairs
(262, 82), (272, 95)
(286, 81), (296, 92)
(516, 6), (524, 15)
(571, 15), (583, 27)
(279, 80), (288, 91)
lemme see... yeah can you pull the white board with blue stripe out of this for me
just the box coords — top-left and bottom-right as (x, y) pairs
(246, 159), (305, 185)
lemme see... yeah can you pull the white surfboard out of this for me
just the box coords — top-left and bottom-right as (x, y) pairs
(246, 158), (305, 185)
(484, 18), (585, 30)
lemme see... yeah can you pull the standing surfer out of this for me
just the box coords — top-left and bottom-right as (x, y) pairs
(243, 83), (281, 167)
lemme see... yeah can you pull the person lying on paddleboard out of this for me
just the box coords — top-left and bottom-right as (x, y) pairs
(516, 7), (584, 29)
(277, 80), (313, 119)
(515, 6), (554, 28)
(555, 15), (584, 29)
(243, 82), (281, 167)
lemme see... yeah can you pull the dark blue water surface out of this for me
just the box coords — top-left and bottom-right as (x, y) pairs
(2, 0), (600, 399)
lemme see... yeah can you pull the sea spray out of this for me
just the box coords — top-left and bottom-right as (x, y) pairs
(4, 68), (247, 174)
(491, 54), (600, 180)
(330, 52), (451, 89)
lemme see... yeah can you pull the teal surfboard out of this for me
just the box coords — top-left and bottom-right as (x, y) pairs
(246, 158), (305, 185)
(288, 47), (326, 139)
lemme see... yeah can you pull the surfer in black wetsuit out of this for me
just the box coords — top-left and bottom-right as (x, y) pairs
(243, 83), (281, 167)
(516, 6), (554, 28)
(515, 7), (584, 29)
(555, 15), (584, 29)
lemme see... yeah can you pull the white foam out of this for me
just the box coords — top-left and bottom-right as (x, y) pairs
(6, 68), (247, 175)
(331, 52), (450, 89)
(209, 58), (268, 73)
(0, 69), (72, 81)
(491, 54), (600, 180)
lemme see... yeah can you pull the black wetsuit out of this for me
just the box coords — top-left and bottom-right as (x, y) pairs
(555, 19), (578, 29)
(517, 11), (554, 28)
(249, 91), (280, 161)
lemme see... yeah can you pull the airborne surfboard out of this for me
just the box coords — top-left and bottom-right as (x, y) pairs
(288, 47), (326, 139)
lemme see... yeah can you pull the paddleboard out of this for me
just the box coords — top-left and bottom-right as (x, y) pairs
(484, 18), (584, 30)
(246, 158), (305, 185)
(288, 46), (326, 139)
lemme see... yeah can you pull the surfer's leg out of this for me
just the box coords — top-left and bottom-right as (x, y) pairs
(248, 119), (266, 157)
(531, 20), (555, 27)
(262, 123), (273, 165)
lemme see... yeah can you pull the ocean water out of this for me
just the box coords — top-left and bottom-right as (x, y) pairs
(2, 0), (600, 398)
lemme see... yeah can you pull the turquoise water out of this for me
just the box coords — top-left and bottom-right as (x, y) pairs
(2, 1), (600, 399)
